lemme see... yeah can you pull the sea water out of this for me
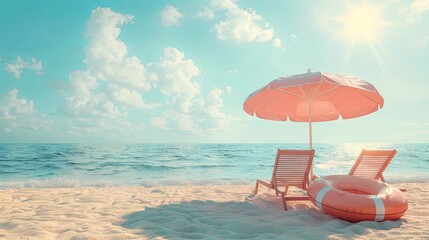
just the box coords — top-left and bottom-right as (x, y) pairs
(0, 143), (428, 188)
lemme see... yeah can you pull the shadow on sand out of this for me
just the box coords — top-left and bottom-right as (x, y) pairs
(121, 199), (404, 239)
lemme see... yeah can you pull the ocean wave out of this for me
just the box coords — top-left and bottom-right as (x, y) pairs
(0, 143), (428, 189)
(385, 175), (429, 184)
(1, 174), (427, 189)
(0, 176), (122, 189)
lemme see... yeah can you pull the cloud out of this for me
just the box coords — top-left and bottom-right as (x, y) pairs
(209, 0), (274, 43)
(0, 89), (50, 133)
(109, 86), (159, 110)
(148, 48), (238, 134)
(150, 116), (170, 130)
(410, 0), (429, 15)
(225, 86), (232, 94)
(150, 86), (239, 134)
(59, 7), (238, 138)
(203, 87), (238, 131)
(1, 89), (34, 119)
(160, 5), (184, 26)
(196, 7), (215, 20)
(60, 70), (121, 118)
(84, 7), (153, 90)
(63, 7), (157, 116)
(60, 7), (158, 136)
(210, 0), (238, 10)
(4, 56), (43, 79)
(148, 47), (201, 113)
(273, 37), (282, 48)
(403, 0), (429, 23)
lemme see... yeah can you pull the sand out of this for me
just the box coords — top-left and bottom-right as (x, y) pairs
(0, 183), (427, 239)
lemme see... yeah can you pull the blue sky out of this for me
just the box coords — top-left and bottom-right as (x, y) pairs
(0, 0), (428, 143)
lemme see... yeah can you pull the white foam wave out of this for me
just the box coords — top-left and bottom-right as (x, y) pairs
(385, 175), (429, 183)
(1, 175), (426, 189)
(0, 176), (123, 189)
(140, 179), (254, 187)
(0, 177), (256, 189)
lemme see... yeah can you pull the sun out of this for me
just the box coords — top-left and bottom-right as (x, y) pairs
(337, 2), (385, 43)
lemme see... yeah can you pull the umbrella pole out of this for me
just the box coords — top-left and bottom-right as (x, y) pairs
(308, 100), (314, 181)
(308, 100), (313, 150)
(309, 121), (312, 149)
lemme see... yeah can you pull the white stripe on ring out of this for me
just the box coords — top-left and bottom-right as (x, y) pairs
(316, 186), (332, 210)
(371, 196), (385, 221)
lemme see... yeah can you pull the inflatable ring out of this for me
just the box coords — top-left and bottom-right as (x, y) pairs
(307, 175), (408, 222)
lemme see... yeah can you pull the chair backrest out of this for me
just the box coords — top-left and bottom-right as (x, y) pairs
(271, 149), (315, 190)
(348, 149), (397, 180)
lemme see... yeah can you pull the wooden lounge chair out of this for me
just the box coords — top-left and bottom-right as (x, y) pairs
(349, 149), (397, 182)
(349, 149), (405, 191)
(254, 149), (315, 210)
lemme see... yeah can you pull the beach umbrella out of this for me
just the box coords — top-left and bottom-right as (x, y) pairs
(243, 70), (384, 149)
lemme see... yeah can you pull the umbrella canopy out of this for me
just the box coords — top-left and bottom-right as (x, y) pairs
(243, 71), (384, 148)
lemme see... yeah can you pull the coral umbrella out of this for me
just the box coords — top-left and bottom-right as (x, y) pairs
(243, 70), (384, 149)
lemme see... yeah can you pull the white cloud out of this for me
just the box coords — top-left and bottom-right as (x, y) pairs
(109, 86), (159, 109)
(403, 0), (429, 23)
(61, 7), (158, 128)
(410, 0), (429, 15)
(150, 116), (170, 130)
(210, 0), (238, 11)
(196, 7), (215, 20)
(4, 56), (43, 79)
(0, 89), (50, 133)
(225, 86), (232, 94)
(1, 89), (34, 119)
(210, 0), (274, 43)
(203, 87), (238, 131)
(61, 70), (121, 118)
(148, 47), (201, 113)
(150, 86), (239, 134)
(160, 5), (184, 26)
(66, 118), (145, 139)
(84, 7), (153, 90)
(148, 48), (238, 134)
(59, 7), (238, 138)
(273, 37), (282, 48)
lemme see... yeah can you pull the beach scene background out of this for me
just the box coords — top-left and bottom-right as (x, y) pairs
(1, 0), (429, 239)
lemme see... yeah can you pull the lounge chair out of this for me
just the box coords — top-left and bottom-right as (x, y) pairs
(254, 149), (315, 210)
(349, 149), (405, 191)
(348, 149), (396, 182)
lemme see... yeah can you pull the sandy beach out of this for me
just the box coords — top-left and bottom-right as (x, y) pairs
(0, 182), (427, 239)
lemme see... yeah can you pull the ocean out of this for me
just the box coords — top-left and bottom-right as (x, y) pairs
(0, 143), (428, 188)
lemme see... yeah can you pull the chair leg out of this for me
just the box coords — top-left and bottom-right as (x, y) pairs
(284, 186), (289, 193)
(281, 192), (287, 210)
(280, 185), (289, 211)
(255, 181), (259, 194)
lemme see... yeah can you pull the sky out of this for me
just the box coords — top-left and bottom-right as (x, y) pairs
(0, 0), (428, 143)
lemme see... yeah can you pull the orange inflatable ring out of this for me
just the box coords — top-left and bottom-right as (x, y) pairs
(307, 175), (408, 222)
